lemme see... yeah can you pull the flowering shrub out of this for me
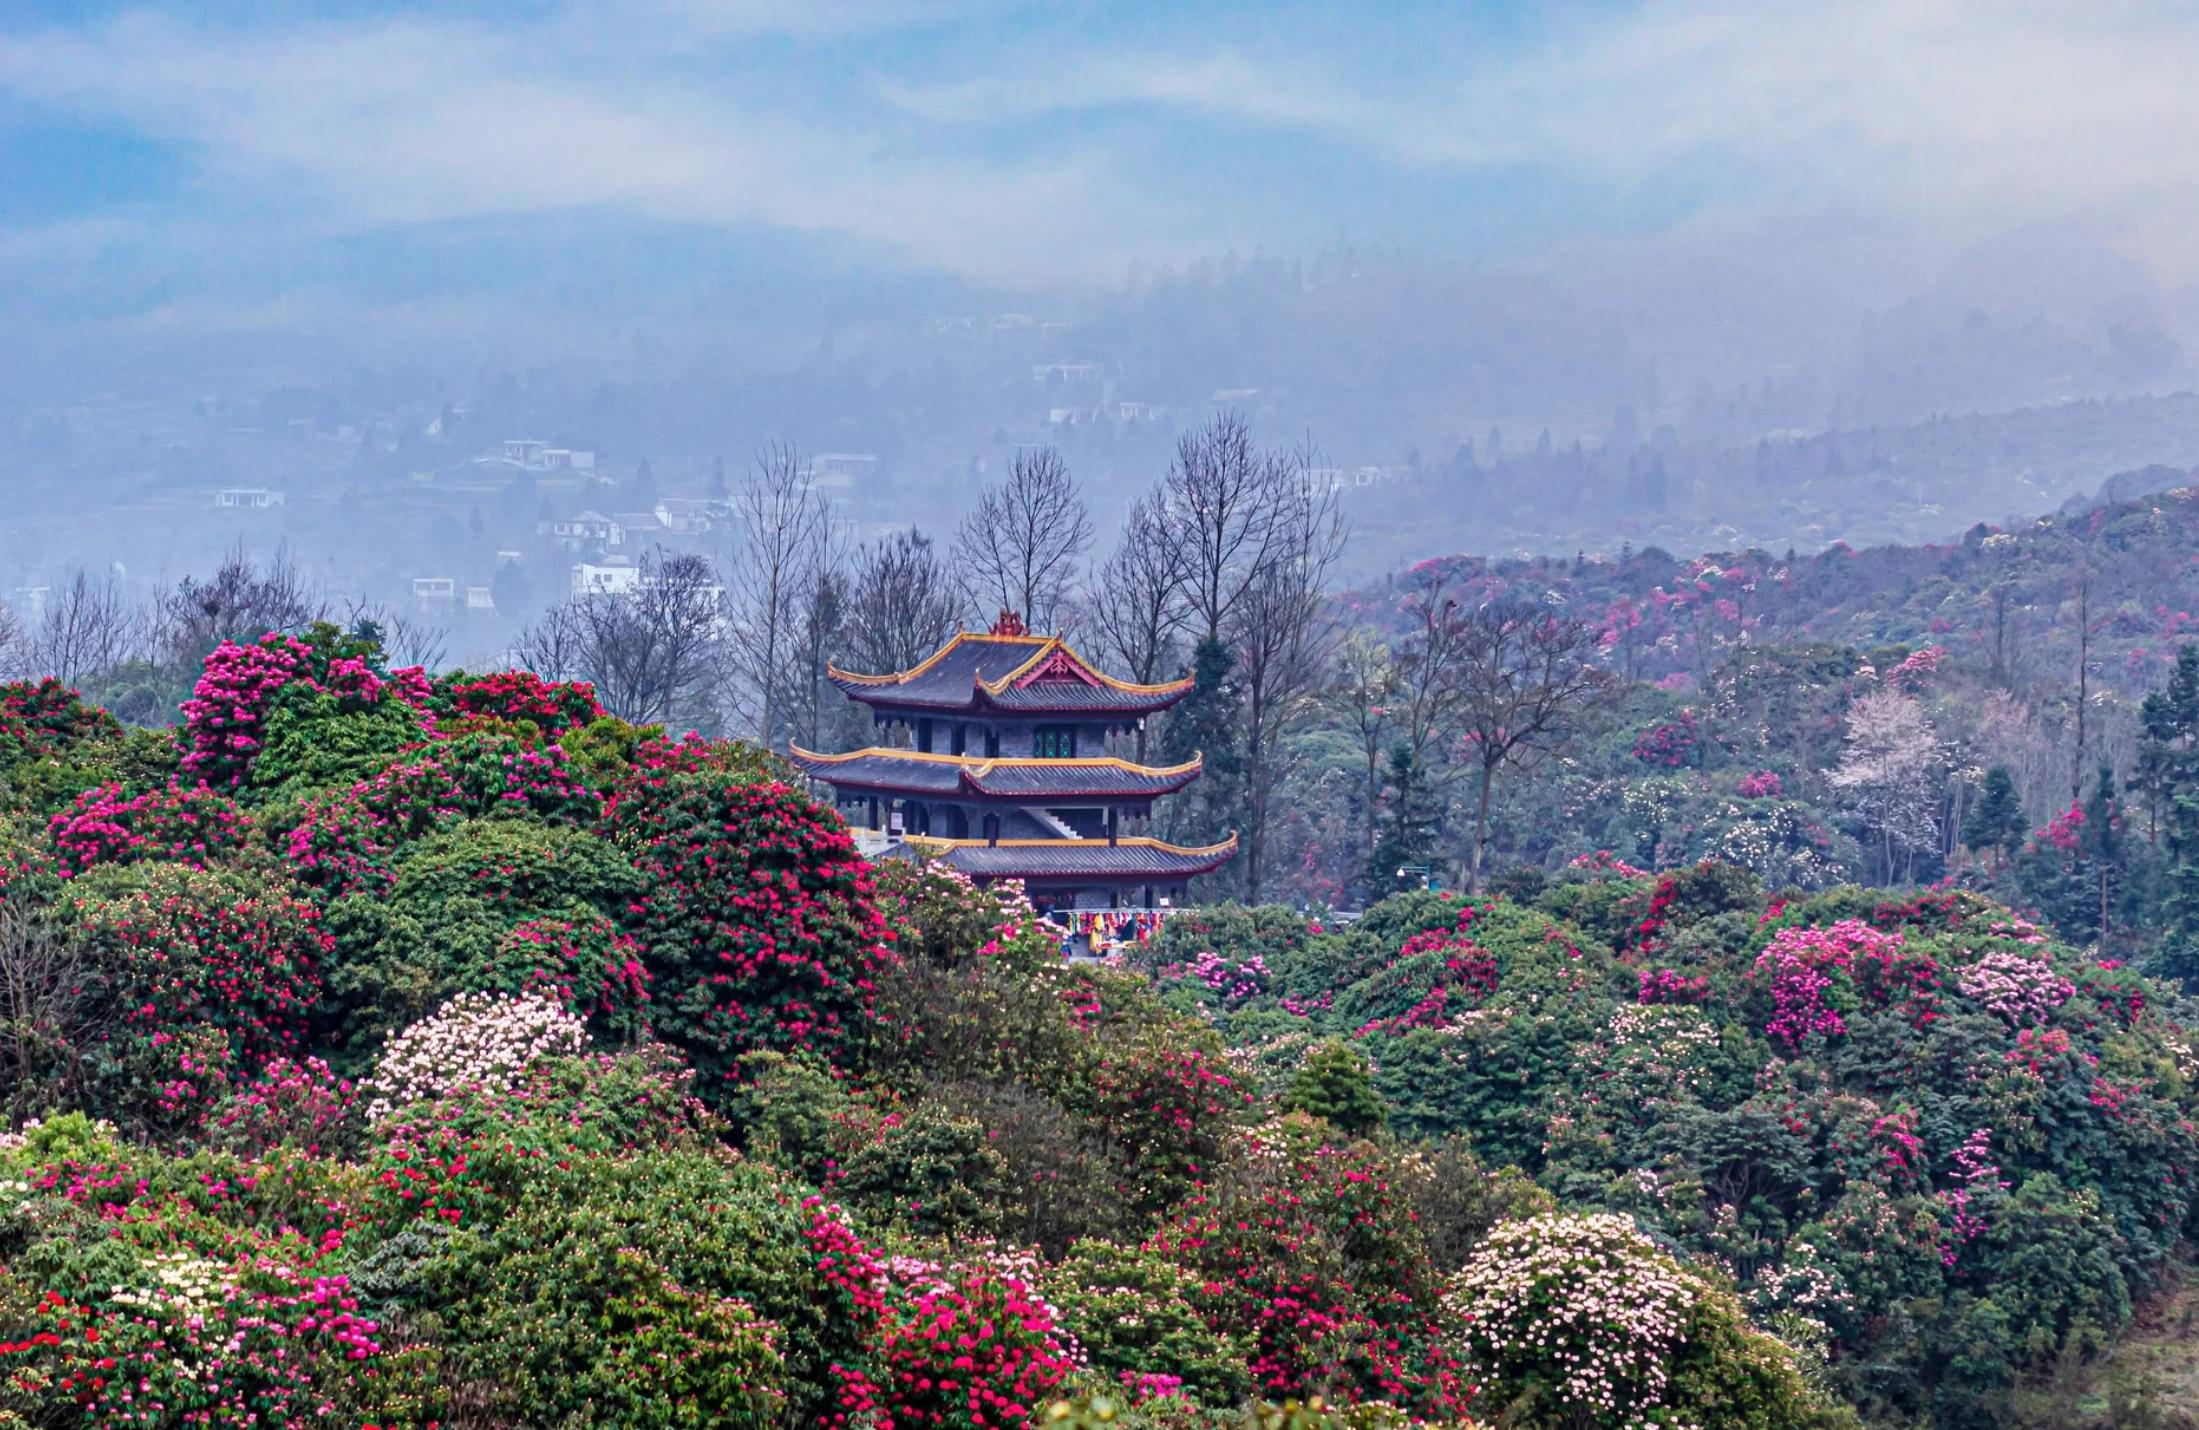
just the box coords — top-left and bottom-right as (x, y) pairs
(604, 771), (893, 1090)
(1145, 1129), (1468, 1416)
(1637, 966), (1711, 1005)
(489, 913), (650, 1041)
(1159, 947), (1271, 1003)
(0, 677), (120, 767)
(1446, 1212), (1821, 1430)
(1567, 849), (1648, 878)
(3, 1252), (419, 1426)
(1631, 709), (1701, 768)
(1087, 1028), (1250, 1212)
(1448, 1214), (1698, 1425)
(839, 1261), (1079, 1429)
(1340, 917), (1502, 1037)
(181, 627), (428, 789)
(1044, 1239), (1253, 1405)
(48, 780), (250, 876)
(1957, 948), (2074, 1028)
(1751, 919), (1938, 1049)
(360, 990), (588, 1124)
(430, 668), (603, 736)
(69, 864), (328, 1063)
(207, 1054), (357, 1157)
(1738, 770), (1783, 799)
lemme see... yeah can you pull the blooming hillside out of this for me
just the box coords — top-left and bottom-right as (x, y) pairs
(0, 623), (2154, 1427)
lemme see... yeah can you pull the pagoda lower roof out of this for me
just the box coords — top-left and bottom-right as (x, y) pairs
(788, 745), (1202, 799)
(900, 833), (1238, 882)
(827, 632), (1191, 716)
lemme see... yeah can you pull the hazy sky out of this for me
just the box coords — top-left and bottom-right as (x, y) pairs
(5, 0), (2199, 343)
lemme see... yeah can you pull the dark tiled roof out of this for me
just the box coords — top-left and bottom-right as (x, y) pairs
(827, 632), (1192, 716)
(909, 834), (1238, 881)
(787, 747), (1202, 800)
(785, 749), (965, 795)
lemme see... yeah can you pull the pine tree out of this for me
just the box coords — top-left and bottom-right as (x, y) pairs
(2080, 761), (2125, 947)
(1157, 635), (1245, 854)
(1366, 741), (1438, 897)
(1962, 766), (2027, 866)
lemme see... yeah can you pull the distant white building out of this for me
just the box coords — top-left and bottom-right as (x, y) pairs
(214, 487), (286, 510)
(1032, 362), (1100, 384)
(466, 585), (496, 612)
(411, 576), (456, 602)
(572, 560), (642, 597)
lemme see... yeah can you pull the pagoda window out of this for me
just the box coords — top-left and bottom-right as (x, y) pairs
(984, 727), (1001, 758)
(952, 723), (967, 756)
(917, 719), (934, 753)
(950, 807), (970, 839)
(1034, 725), (1076, 759)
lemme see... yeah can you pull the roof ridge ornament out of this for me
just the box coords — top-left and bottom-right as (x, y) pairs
(989, 609), (1027, 637)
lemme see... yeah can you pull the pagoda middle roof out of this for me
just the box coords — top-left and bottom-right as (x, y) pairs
(826, 632), (1192, 715)
(901, 832), (1239, 881)
(788, 745), (1203, 799)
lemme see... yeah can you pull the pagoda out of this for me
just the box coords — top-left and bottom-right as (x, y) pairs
(791, 612), (1236, 909)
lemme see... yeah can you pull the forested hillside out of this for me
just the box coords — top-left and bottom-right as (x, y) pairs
(0, 622), (2193, 1429)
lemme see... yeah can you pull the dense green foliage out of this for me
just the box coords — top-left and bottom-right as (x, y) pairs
(11, 605), (2199, 1429)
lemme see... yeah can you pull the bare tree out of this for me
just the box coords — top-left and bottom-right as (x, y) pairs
(0, 901), (103, 1122)
(952, 447), (1093, 630)
(1164, 412), (1288, 645)
(515, 602), (589, 683)
(786, 553), (852, 750)
(0, 602), (26, 680)
(1230, 461), (1347, 903)
(34, 569), (141, 684)
(158, 545), (320, 662)
(1084, 486), (1188, 759)
(546, 549), (727, 727)
(845, 527), (964, 677)
(725, 443), (830, 746)
(1453, 604), (1616, 892)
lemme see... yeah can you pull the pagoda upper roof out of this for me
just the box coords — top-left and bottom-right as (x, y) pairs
(900, 832), (1238, 882)
(826, 631), (1192, 716)
(788, 745), (1202, 800)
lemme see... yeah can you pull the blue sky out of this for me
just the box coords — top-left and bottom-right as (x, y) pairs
(5, 0), (2199, 333)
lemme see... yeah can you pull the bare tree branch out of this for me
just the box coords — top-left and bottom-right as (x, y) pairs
(725, 442), (830, 746)
(846, 526), (964, 677)
(952, 446), (1093, 631)
(1230, 453), (1348, 903)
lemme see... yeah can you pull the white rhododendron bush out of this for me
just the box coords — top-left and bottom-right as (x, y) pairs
(1446, 1212), (1749, 1429)
(361, 990), (588, 1122)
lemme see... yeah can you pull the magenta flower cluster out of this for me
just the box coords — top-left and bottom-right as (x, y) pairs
(48, 781), (251, 878)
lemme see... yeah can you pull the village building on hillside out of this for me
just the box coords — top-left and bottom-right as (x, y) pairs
(791, 613), (1235, 910)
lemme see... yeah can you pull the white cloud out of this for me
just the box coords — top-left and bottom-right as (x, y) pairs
(0, 8), (1185, 283)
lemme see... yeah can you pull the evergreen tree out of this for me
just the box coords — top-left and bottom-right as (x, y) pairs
(2080, 761), (2126, 947)
(1366, 740), (1437, 897)
(1157, 635), (1244, 855)
(1962, 765), (2027, 865)
(1283, 1039), (1387, 1136)
(2142, 646), (2199, 984)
